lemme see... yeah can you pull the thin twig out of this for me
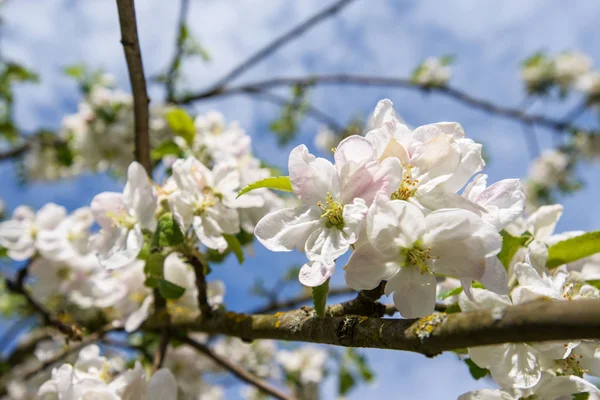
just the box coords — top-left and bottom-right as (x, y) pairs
(560, 99), (589, 124)
(177, 74), (598, 136)
(152, 328), (170, 372)
(165, 0), (191, 103)
(116, 0), (152, 174)
(176, 335), (295, 400)
(207, 0), (356, 92)
(20, 322), (122, 381)
(255, 89), (344, 132)
(5, 265), (83, 340)
(189, 255), (211, 318)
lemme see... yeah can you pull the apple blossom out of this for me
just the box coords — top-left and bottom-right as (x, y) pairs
(345, 197), (502, 317)
(168, 156), (240, 252)
(89, 161), (157, 269)
(255, 135), (401, 286)
(0, 203), (66, 261)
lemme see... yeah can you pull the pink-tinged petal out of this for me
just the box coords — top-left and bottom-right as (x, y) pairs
(254, 206), (321, 252)
(341, 198), (368, 244)
(386, 267), (436, 318)
(192, 215), (227, 252)
(411, 135), (461, 194)
(35, 203), (67, 230)
(334, 135), (376, 171)
(91, 192), (126, 230)
(410, 122), (465, 151)
(371, 99), (396, 128)
(288, 145), (339, 204)
(480, 256), (509, 295)
(473, 178), (525, 230)
(147, 369), (178, 400)
(340, 157), (403, 205)
(527, 204), (563, 241)
(344, 243), (398, 290)
(417, 189), (486, 215)
(299, 260), (335, 287)
(367, 197), (425, 256)
(380, 138), (409, 165)
(365, 123), (394, 159)
(125, 295), (153, 332)
(440, 138), (484, 193)
(305, 227), (349, 262)
(124, 162), (157, 231)
(458, 288), (512, 313)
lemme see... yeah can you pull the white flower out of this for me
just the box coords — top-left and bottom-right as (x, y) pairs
(414, 57), (451, 86)
(168, 156), (240, 252)
(365, 100), (485, 213)
(528, 150), (569, 187)
(314, 126), (338, 153)
(163, 252), (225, 322)
(193, 111), (251, 162)
(90, 161), (157, 269)
(553, 51), (592, 88)
(458, 373), (599, 400)
(0, 203), (66, 260)
(214, 338), (278, 379)
(577, 71), (600, 97)
(345, 197), (502, 317)
(109, 362), (177, 400)
(276, 347), (327, 384)
(461, 174), (525, 231)
(255, 136), (401, 286)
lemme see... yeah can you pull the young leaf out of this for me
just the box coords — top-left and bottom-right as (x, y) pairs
(464, 358), (489, 380)
(165, 107), (195, 145)
(338, 367), (356, 396)
(159, 279), (186, 299)
(438, 286), (463, 300)
(223, 234), (244, 264)
(547, 231), (600, 269)
(312, 278), (330, 317)
(152, 214), (185, 248)
(151, 140), (181, 160)
(498, 230), (529, 269)
(237, 176), (293, 198)
(145, 253), (166, 278)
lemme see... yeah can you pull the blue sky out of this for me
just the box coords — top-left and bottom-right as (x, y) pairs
(1, 0), (600, 398)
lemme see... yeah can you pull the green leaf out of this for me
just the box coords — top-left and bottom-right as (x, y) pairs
(152, 214), (185, 248)
(0, 247), (7, 258)
(338, 367), (356, 396)
(498, 230), (529, 269)
(145, 253), (166, 278)
(237, 176), (293, 198)
(547, 231), (600, 269)
(165, 107), (195, 145)
(223, 234), (244, 264)
(159, 279), (186, 299)
(464, 358), (489, 380)
(438, 286), (463, 300)
(312, 279), (329, 317)
(63, 64), (86, 80)
(151, 140), (181, 160)
(144, 276), (161, 288)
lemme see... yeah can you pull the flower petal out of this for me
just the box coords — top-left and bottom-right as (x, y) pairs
(386, 267), (436, 318)
(254, 206), (321, 252)
(289, 145), (339, 204)
(344, 243), (398, 290)
(299, 260), (335, 287)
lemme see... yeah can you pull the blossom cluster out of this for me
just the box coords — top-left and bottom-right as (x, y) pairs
(411, 56), (453, 87)
(456, 204), (600, 399)
(521, 50), (600, 102)
(256, 99), (524, 317)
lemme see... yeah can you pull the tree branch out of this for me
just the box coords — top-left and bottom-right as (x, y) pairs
(176, 335), (296, 400)
(177, 75), (598, 136)
(152, 299), (600, 357)
(189, 254), (212, 318)
(164, 0), (190, 103)
(152, 328), (169, 372)
(116, 0), (152, 174)
(207, 0), (356, 92)
(5, 265), (83, 340)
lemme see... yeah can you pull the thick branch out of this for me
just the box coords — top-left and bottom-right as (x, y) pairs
(152, 328), (169, 371)
(176, 335), (295, 400)
(155, 299), (600, 357)
(116, 0), (152, 174)
(177, 75), (598, 135)
(207, 0), (356, 92)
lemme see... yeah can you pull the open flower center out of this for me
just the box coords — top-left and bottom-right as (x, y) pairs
(105, 211), (137, 230)
(194, 187), (222, 215)
(555, 353), (586, 377)
(317, 193), (344, 230)
(402, 243), (433, 273)
(391, 167), (419, 201)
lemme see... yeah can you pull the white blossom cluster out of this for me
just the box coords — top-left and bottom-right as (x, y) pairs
(36, 344), (177, 399)
(457, 204), (600, 399)
(521, 50), (600, 102)
(412, 56), (453, 87)
(256, 99), (524, 317)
